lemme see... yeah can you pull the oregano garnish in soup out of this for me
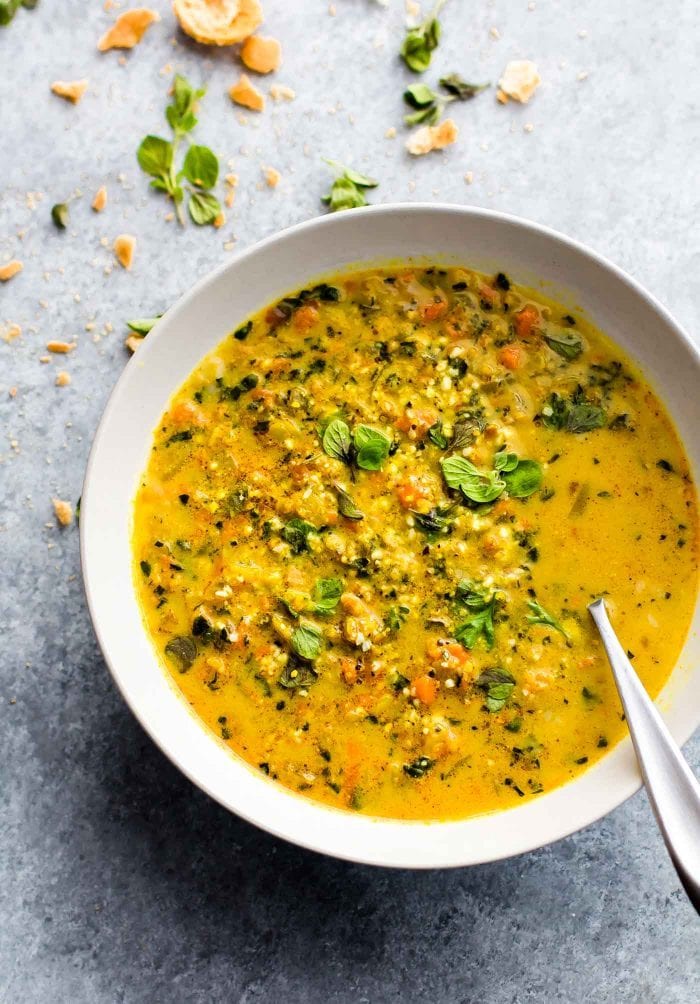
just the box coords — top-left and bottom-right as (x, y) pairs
(132, 265), (698, 820)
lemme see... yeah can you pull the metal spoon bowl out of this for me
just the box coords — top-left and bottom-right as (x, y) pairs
(588, 598), (700, 913)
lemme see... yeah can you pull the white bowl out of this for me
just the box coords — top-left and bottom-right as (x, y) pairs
(81, 205), (700, 868)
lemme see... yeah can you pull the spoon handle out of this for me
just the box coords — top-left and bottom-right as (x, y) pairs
(588, 598), (700, 913)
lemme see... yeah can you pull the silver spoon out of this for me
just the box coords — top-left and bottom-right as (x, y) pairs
(588, 598), (700, 913)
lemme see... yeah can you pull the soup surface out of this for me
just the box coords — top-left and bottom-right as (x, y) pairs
(133, 264), (697, 820)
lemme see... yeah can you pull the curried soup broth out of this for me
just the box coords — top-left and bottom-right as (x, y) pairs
(132, 265), (698, 820)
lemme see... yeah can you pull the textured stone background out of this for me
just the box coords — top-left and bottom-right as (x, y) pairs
(1, 1), (698, 1001)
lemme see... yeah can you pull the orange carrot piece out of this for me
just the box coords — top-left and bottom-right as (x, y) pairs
(413, 674), (439, 705)
(499, 343), (524, 370)
(514, 304), (540, 339)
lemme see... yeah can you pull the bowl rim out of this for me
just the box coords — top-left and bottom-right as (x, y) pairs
(80, 203), (700, 868)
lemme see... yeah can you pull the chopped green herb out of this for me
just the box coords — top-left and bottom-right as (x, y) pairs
(543, 331), (584, 360)
(51, 203), (69, 229)
(312, 578), (343, 615)
(334, 483), (364, 520)
(127, 315), (162, 336)
(281, 517), (317, 555)
(386, 607), (410, 633)
(527, 600), (568, 639)
(278, 661), (318, 689)
(322, 160), (378, 212)
(441, 455), (505, 504)
(354, 425), (391, 471)
(290, 622), (323, 661)
(438, 73), (489, 100)
(164, 635), (197, 672)
(403, 756), (435, 778)
(139, 559), (151, 577)
(400, 0), (446, 73)
(476, 668), (515, 712)
(427, 421), (449, 449)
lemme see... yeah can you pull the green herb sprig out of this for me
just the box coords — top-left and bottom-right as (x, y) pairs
(476, 668), (516, 712)
(441, 451), (543, 503)
(137, 75), (221, 226)
(322, 418), (392, 473)
(404, 74), (489, 126)
(322, 160), (378, 212)
(400, 0), (447, 73)
(526, 600), (568, 639)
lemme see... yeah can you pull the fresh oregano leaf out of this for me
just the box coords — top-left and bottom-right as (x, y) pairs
(182, 144), (219, 189)
(290, 621), (323, 661)
(188, 190), (221, 226)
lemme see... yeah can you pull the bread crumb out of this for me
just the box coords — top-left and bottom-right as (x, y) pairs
(489, 26), (500, 40)
(173, 0), (263, 46)
(113, 234), (136, 269)
(498, 60), (541, 103)
(47, 341), (76, 354)
(524, 122), (534, 133)
(229, 74), (265, 111)
(0, 260), (23, 282)
(98, 8), (161, 51)
(92, 186), (108, 212)
(125, 334), (142, 353)
(269, 83), (295, 102)
(223, 240), (236, 251)
(2, 322), (22, 343)
(160, 62), (173, 75)
(52, 498), (73, 526)
(464, 171), (473, 184)
(9, 387), (17, 398)
(55, 371), (71, 387)
(577, 70), (589, 81)
(51, 79), (89, 104)
(213, 212), (226, 228)
(241, 35), (282, 74)
(262, 165), (281, 188)
(385, 126), (397, 139)
(406, 118), (458, 155)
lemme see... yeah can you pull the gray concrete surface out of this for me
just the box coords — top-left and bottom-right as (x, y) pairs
(1, 1), (698, 1001)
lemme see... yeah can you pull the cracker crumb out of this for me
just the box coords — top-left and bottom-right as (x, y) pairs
(385, 126), (397, 139)
(160, 62), (173, 76)
(55, 371), (71, 387)
(47, 341), (76, 354)
(164, 211), (175, 222)
(2, 323), (22, 343)
(489, 26), (500, 40)
(406, 1), (420, 18)
(262, 165), (281, 188)
(173, 0), (263, 46)
(39, 355), (51, 363)
(92, 186), (108, 212)
(0, 260), (23, 282)
(52, 498), (73, 526)
(9, 387), (17, 398)
(51, 79), (89, 104)
(241, 35), (282, 74)
(269, 83), (295, 102)
(329, 3), (336, 14)
(406, 118), (458, 155)
(577, 70), (589, 81)
(125, 334), (142, 353)
(229, 74), (265, 112)
(213, 212), (226, 228)
(464, 171), (473, 184)
(524, 122), (534, 133)
(113, 233), (136, 269)
(498, 60), (541, 103)
(578, 28), (588, 39)
(223, 240), (236, 251)
(98, 8), (161, 51)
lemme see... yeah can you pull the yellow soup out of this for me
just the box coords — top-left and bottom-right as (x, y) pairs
(132, 264), (698, 820)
